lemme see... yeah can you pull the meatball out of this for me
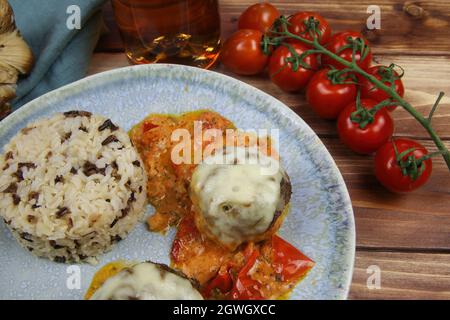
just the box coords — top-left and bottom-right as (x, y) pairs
(90, 261), (203, 300)
(190, 146), (291, 250)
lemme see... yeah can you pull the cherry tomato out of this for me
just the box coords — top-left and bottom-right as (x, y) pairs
(202, 266), (233, 299)
(230, 249), (263, 300)
(220, 29), (268, 75)
(170, 217), (199, 264)
(360, 65), (405, 111)
(337, 99), (394, 154)
(322, 31), (372, 70)
(238, 2), (280, 33)
(287, 12), (332, 46)
(306, 69), (357, 119)
(268, 43), (318, 92)
(375, 139), (432, 192)
(272, 235), (314, 282)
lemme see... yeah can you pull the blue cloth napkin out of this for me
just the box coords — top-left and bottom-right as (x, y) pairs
(9, 0), (107, 109)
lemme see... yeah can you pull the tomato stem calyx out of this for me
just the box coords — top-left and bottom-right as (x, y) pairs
(337, 36), (370, 62)
(304, 16), (323, 41)
(282, 43), (318, 71)
(392, 142), (447, 180)
(327, 67), (357, 85)
(392, 143), (425, 181)
(350, 90), (393, 129)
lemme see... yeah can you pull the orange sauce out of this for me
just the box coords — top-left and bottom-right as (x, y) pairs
(130, 110), (235, 233)
(129, 110), (312, 299)
(171, 213), (233, 285)
(170, 209), (311, 299)
(84, 260), (133, 300)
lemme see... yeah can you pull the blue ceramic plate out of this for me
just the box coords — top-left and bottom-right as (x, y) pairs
(0, 64), (354, 300)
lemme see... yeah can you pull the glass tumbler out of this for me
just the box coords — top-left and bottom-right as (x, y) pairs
(111, 0), (221, 69)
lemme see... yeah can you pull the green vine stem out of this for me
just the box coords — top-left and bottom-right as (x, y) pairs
(266, 17), (450, 171)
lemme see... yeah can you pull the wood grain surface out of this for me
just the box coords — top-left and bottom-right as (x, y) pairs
(90, 1), (450, 299)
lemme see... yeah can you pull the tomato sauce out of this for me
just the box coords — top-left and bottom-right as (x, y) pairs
(130, 110), (314, 299)
(130, 110), (234, 232)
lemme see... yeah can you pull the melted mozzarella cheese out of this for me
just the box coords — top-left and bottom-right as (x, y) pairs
(90, 262), (203, 300)
(190, 147), (284, 247)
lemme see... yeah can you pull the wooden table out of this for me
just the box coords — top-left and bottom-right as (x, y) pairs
(89, 1), (450, 299)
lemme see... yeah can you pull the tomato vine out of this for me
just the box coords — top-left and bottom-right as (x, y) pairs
(262, 15), (450, 171)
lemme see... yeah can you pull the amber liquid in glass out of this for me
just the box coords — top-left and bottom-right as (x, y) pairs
(111, 0), (221, 69)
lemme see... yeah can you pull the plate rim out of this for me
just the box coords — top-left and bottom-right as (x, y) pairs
(0, 63), (355, 300)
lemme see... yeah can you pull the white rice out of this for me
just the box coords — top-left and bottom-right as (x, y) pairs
(0, 111), (147, 263)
